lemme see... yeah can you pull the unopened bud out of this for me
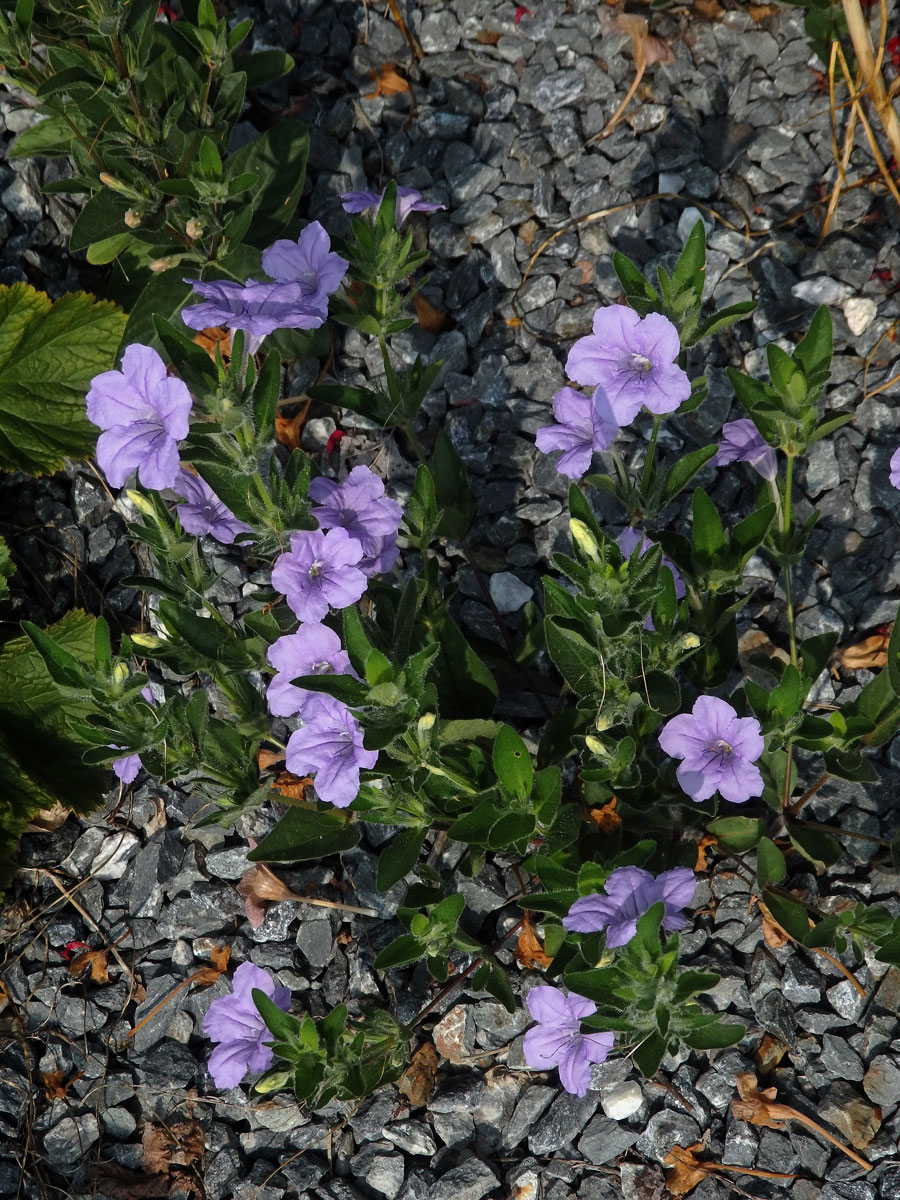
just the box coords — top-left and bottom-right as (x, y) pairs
(254, 1067), (291, 1094)
(679, 633), (701, 651)
(185, 218), (204, 240)
(570, 518), (601, 563)
(150, 256), (174, 272)
(584, 735), (607, 756)
(99, 172), (120, 189)
(594, 711), (614, 733)
(112, 662), (129, 686)
(124, 209), (141, 228)
(131, 632), (168, 650)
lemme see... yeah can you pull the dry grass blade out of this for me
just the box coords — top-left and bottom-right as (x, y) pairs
(586, 13), (674, 145)
(732, 1073), (873, 1169)
(841, 0), (900, 164)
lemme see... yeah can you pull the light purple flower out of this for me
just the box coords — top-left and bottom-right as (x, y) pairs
(535, 387), (620, 479)
(285, 695), (378, 808)
(111, 686), (155, 782)
(659, 695), (764, 805)
(618, 527), (686, 630)
(180, 278), (324, 354)
(889, 447), (900, 490)
(261, 222), (348, 322)
(523, 985), (615, 1098)
(340, 186), (446, 225)
(308, 465), (403, 575)
(172, 468), (252, 545)
(714, 419), (777, 481)
(271, 528), (368, 622)
(203, 962), (291, 1089)
(563, 866), (697, 948)
(86, 343), (192, 490)
(266, 623), (356, 718)
(566, 306), (691, 425)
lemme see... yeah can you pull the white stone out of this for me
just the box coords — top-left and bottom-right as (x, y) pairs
(600, 1079), (643, 1120)
(92, 830), (141, 881)
(843, 296), (877, 336)
(489, 571), (533, 614)
(658, 172), (686, 194)
(677, 206), (713, 243)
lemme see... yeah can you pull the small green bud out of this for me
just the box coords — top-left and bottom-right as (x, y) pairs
(570, 518), (601, 563)
(584, 735), (608, 756)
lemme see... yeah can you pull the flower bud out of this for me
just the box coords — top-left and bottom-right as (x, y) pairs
(185, 218), (204, 240)
(253, 1067), (291, 1094)
(124, 209), (141, 228)
(570, 518), (601, 563)
(594, 711), (614, 733)
(112, 662), (129, 687)
(584, 734), (608, 756)
(679, 633), (701, 651)
(125, 489), (155, 516)
(130, 632), (168, 650)
(150, 256), (174, 272)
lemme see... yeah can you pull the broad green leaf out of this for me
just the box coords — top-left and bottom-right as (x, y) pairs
(493, 724), (533, 801)
(376, 827), (427, 892)
(252, 988), (301, 1042)
(682, 1020), (745, 1050)
(0, 284), (126, 475)
(662, 444), (717, 503)
(707, 815), (765, 853)
(763, 889), (810, 941)
(756, 837), (786, 888)
(118, 271), (193, 357)
(0, 536), (14, 602)
(224, 120), (310, 247)
(691, 488), (724, 558)
(247, 806), (360, 862)
(374, 933), (426, 970)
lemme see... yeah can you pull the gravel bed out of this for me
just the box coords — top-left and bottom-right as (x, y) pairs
(1, 0), (900, 1196)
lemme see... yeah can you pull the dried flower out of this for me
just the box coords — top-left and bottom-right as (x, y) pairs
(523, 985), (615, 1097)
(566, 306), (690, 424)
(563, 866), (697, 947)
(659, 696), (764, 804)
(202, 962), (291, 1089)
(86, 344), (192, 490)
(535, 386), (619, 478)
(271, 528), (368, 623)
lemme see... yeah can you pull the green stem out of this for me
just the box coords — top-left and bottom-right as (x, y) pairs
(640, 416), (662, 502)
(401, 423), (428, 464)
(782, 453), (798, 669)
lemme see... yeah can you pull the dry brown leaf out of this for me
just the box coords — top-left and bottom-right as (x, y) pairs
(837, 625), (892, 671)
(515, 916), (553, 969)
(86, 1163), (172, 1198)
(22, 801), (69, 834)
(694, 835), (716, 872)
(275, 399), (310, 452)
(258, 747), (286, 771)
(42, 1069), (83, 1101)
(141, 1119), (205, 1197)
(573, 259), (595, 285)
(397, 1041), (439, 1107)
(748, 2), (779, 19)
(366, 63), (410, 97)
(663, 1144), (709, 1197)
(192, 327), (231, 363)
(611, 12), (675, 66)
(760, 912), (789, 949)
(517, 219), (539, 246)
(588, 796), (621, 834)
(272, 769), (314, 801)
(476, 29), (502, 44)
(69, 947), (111, 984)
(414, 294), (451, 333)
(692, 0), (724, 20)
(755, 1033), (789, 1074)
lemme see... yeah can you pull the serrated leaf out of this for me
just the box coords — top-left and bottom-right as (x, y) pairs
(0, 284), (126, 475)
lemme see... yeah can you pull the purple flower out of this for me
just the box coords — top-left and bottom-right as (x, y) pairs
(563, 866), (697, 948)
(523, 985), (615, 1098)
(261, 222), (348, 322)
(659, 695), (764, 805)
(172, 469), (252, 545)
(714, 419), (777, 481)
(340, 186), (446, 225)
(891, 448), (900, 491)
(285, 695), (378, 808)
(308, 465), (403, 575)
(86, 343), (192, 490)
(180, 278), (324, 354)
(566, 306), (691, 425)
(266, 623), (356, 718)
(203, 962), (291, 1089)
(535, 387), (620, 479)
(271, 528), (368, 622)
(618, 527), (686, 630)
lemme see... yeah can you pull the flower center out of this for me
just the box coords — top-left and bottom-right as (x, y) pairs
(709, 738), (733, 757)
(312, 659), (333, 674)
(308, 559), (324, 579)
(627, 352), (654, 378)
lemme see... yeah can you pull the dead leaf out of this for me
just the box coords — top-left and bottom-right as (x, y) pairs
(694, 835), (716, 872)
(748, 2), (779, 19)
(87, 1163), (172, 1198)
(573, 259), (595, 285)
(22, 801), (69, 834)
(366, 63), (410, 98)
(141, 1119), (205, 1197)
(275, 399), (310, 452)
(755, 1033), (789, 1074)
(663, 1144), (709, 1197)
(476, 29), (502, 44)
(258, 747), (286, 771)
(836, 624), (892, 671)
(238, 864), (304, 930)
(413, 293), (451, 333)
(515, 916), (553, 969)
(272, 769), (314, 801)
(192, 327), (231, 363)
(42, 1069), (83, 1101)
(760, 912), (790, 949)
(397, 1041), (439, 1107)
(69, 947), (111, 985)
(588, 796), (621, 834)
(610, 12), (675, 66)
(517, 219), (539, 246)
(692, 0), (724, 20)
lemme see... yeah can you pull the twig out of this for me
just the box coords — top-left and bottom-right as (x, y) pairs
(39, 870), (134, 984)
(841, 0), (900, 166)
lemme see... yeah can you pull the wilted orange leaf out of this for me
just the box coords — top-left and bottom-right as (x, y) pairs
(755, 1032), (789, 1073)
(414, 294), (451, 333)
(748, 2), (779, 18)
(366, 63), (410, 97)
(693, 0), (724, 19)
(272, 769), (314, 801)
(476, 29), (502, 44)
(258, 747), (285, 771)
(192, 327), (231, 362)
(42, 1069), (83, 1101)
(397, 1041), (439, 1106)
(663, 1144), (709, 1197)
(515, 916), (552, 969)
(695, 835), (716, 871)
(142, 1119), (205, 1192)
(69, 947), (111, 984)
(275, 399), (310, 451)
(589, 796), (621, 834)
(517, 219), (539, 246)
(837, 625), (892, 671)
(22, 801), (69, 834)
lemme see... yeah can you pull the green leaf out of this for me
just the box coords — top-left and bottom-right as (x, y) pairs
(248, 806), (360, 862)
(693, 300), (755, 342)
(544, 618), (599, 695)
(118, 271), (193, 357)
(252, 987), (300, 1042)
(8, 114), (81, 160)
(70, 190), (131, 253)
(374, 933), (426, 970)
(431, 431), (478, 540)
(682, 1020), (745, 1050)
(376, 827), (427, 892)
(785, 820), (842, 870)
(708, 815), (765, 853)
(756, 837), (786, 888)
(662, 444), (717, 503)
(792, 305), (833, 397)
(0, 536), (14, 602)
(612, 253), (659, 313)
(224, 120), (310, 247)
(493, 724), (533, 801)
(86, 233), (133, 265)
(763, 889), (810, 941)
(633, 1031), (668, 1078)
(770, 664), (803, 721)
(0, 284), (126, 475)
(670, 219), (706, 305)
(691, 487), (724, 558)
(428, 610), (497, 718)
(488, 811), (535, 849)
